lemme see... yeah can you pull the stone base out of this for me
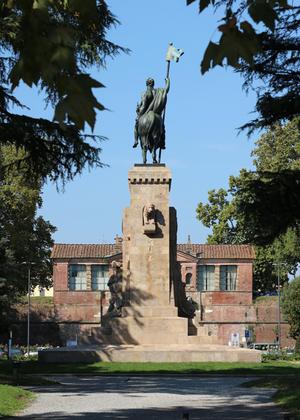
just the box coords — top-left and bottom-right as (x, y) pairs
(78, 305), (192, 346)
(38, 344), (261, 363)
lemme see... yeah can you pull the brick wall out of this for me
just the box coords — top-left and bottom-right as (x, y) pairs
(192, 297), (295, 347)
(51, 257), (295, 348)
(53, 262), (68, 293)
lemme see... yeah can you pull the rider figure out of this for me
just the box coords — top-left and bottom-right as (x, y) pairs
(133, 77), (169, 150)
(133, 78), (155, 148)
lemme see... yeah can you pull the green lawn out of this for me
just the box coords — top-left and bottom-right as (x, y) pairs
(253, 296), (278, 304)
(20, 295), (53, 305)
(1, 359), (300, 376)
(0, 384), (34, 417)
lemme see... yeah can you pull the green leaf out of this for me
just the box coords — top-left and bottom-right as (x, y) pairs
(53, 74), (105, 129)
(68, 0), (98, 19)
(248, 1), (277, 31)
(240, 20), (255, 35)
(201, 41), (222, 74)
(199, 0), (210, 12)
(50, 46), (75, 70)
(9, 59), (40, 88)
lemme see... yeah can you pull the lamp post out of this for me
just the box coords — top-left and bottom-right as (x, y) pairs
(272, 262), (287, 350)
(21, 262), (34, 357)
(27, 263), (31, 357)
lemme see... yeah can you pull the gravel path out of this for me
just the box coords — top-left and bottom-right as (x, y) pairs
(15, 375), (283, 419)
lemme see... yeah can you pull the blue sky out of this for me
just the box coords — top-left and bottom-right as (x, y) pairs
(17, 1), (258, 244)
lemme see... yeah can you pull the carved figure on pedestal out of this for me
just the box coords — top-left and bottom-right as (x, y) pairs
(143, 204), (157, 234)
(106, 261), (123, 318)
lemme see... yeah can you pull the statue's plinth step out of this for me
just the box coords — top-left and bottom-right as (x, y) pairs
(97, 316), (188, 345)
(38, 344), (262, 363)
(122, 305), (178, 318)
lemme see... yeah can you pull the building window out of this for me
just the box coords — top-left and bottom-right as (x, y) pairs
(197, 265), (215, 291)
(220, 265), (237, 291)
(91, 265), (109, 291)
(69, 265), (87, 290)
(185, 272), (192, 285)
(39, 288), (45, 297)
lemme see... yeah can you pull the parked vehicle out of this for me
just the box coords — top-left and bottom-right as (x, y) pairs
(249, 343), (279, 354)
(24, 350), (38, 357)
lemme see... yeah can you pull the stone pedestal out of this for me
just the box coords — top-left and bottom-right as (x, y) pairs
(122, 164), (172, 308)
(108, 164), (188, 345)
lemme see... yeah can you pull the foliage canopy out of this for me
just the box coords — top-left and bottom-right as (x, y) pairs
(0, 146), (55, 333)
(282, 276), (300, 339)
(187, 0), (300, 132)
(196, 119), (300, 292)
(0, 0), (126, 183)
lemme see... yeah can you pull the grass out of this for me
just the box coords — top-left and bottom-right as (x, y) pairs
(253, 295), (278, 304)
(0, 384), (34, 417)
(20, 296), (53, 305)
(244, 376), (300, 419)
(1, 359), (300, 376)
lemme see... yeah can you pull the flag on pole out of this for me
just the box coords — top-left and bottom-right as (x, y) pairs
(166, 42), (184, 62)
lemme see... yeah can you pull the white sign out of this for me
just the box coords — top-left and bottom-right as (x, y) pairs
(230, 332), (240, 347)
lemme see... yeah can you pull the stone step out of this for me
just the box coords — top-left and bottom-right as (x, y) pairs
(93, 316), (189, 345)
(122, 305), (178, 318)
(39, 344), (262, 363)
(109, 316), (188, 333)
(187, 335), (221, 345)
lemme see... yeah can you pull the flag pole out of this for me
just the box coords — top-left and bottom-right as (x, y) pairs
(159, 52), (171, 164)
(159, 42), (183, 163)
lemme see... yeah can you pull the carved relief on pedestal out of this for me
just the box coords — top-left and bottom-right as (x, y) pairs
(106, 261), (123, 318)
(142, 204), (157, 234)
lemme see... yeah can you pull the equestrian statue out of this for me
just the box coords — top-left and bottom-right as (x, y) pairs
(133, 43), (184, 164)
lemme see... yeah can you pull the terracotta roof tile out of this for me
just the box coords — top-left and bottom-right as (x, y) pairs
(177, 244), (255, 259)
(51, 244), (118, 259)
(51, 243), (255, 260)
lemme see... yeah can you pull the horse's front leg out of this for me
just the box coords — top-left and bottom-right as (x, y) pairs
(142, 144), (147, 164)
(152, 147), (157, 164)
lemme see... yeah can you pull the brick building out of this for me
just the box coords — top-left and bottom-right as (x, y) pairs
(51, 238), (293, 347)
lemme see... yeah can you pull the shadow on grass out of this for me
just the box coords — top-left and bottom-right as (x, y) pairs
(242, 376), (300, 419)
(1, 360), (300, 379)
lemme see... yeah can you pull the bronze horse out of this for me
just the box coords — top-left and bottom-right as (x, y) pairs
(135, 78), (169, 164)
(138, 111), (164, 164)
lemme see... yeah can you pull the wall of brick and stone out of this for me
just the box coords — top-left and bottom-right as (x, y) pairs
(18, 257), (295, 348)
(188, 296), (295, 347)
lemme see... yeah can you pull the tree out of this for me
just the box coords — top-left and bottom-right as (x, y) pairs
(197, 119), (300, 246)
(196, 186), (299, 292)
(196, 120), (300, 292)
(187, 0), (300, 132)
(188, 1), (300, 243)
(196, 188), (245, 244)
(282, 276), (300, 339)
(0, 1), (126, 183)
(0, 145), (55, 332)
(231, 119), (300, 244)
